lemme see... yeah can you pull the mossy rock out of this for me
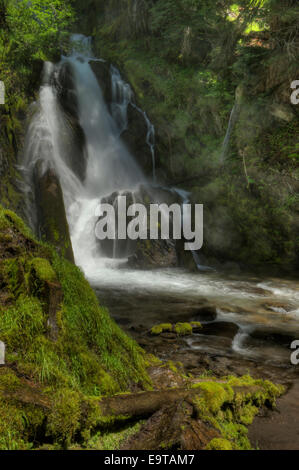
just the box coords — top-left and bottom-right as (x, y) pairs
(151, 323), (173, 335)
(206, 438), (233, 450)
(174, 322), (193, 336)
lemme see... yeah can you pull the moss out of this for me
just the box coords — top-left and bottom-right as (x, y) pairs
(190, 321), (202, 329)
(79, 420), (143, 450)
(151, 323), (173, 335)
(205, 438), (233, 450)
(0, 369), (45, 450)
(174, 322), (193, 336)
(0, 296), (45, 351)
(46, 389), (81, 445)
(150, 321), (202, 336)
(0, 206), (34, 240)
(192, 382), (234, 414)
(0, 368), (22, 392)
(0, 203), (153, 448)
(191, 375), (285, 450)
(29, 258), (56, 283)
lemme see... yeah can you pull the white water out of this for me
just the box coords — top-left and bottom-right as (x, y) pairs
(110, 65), (156, 181)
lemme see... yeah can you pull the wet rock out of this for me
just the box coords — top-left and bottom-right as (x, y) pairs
(53, 62), (87, 181)
(199, 321), (239, 340)
(249, 328), (296, 347)
(121, 103), (153, 175)
(89, 60), (112, 106)
(176, 237), (198, 271)
(97, 185), (179, 267)
(34, 161), (74, 263)
(193, 305), (217, 322)
(97, 190), (137, 258)
(54, 61), (78, 117)
(128, 238), (178, 269)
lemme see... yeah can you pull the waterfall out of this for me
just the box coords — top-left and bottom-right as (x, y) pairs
(22, 60), (84, 215)
(219, 104), (239, 164)
(23, 35), (145, 274)
(110, 65), (134, 134)
(110, 65), (156, 182)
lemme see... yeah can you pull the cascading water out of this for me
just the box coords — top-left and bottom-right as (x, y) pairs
(23, 34), (145, 273)
(110, 65), (156, 182)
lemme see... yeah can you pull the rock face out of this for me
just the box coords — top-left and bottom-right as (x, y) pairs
(90, 61), (154, 176)
(89, 60), (112, 106)
(34, 161), (74, 263)
(122, 103), (153, 175)
(53, 62), (87, 182)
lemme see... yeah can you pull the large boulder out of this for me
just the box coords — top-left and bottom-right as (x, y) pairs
(128, 238), (177, 269)
(34, 161), (74, 263)
(96, 184), (196, 269)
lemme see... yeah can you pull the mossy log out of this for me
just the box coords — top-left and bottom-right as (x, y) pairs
(98, 383), (271, 419)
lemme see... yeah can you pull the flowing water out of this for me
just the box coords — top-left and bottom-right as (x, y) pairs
(22, 35), (299, 370)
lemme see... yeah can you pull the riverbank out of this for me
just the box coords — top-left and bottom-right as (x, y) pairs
(93, 266), (299, 449)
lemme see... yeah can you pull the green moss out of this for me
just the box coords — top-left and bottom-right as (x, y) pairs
(0, 369), (45, 450)
(174, 322), (193, 336)
(192, 382), (234, 414)
(0, 296), (45, 351)
(205, 438), (233, 450)
(0, 368), (22, 392)
(0, 206), (34, 240)
(46, 388), (81, 445)
(151, 323), (173, 335)
(190, 321), (202, 329)
(191, 375), (285, 450)
(29, 258), (56, 282)
(77, 420), (143, 450)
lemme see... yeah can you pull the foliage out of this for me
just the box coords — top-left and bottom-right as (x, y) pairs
(5, 0), (74, 64)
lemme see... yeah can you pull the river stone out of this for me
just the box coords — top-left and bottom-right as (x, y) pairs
(34, 161), (75, 263)
(128, 238), (178, 269)
(193, 305), (217, 322)
(0, 341), (5, 365)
